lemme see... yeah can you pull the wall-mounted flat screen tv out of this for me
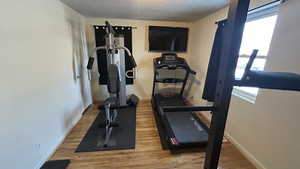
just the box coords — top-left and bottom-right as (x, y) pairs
(149, 26), (189, 52)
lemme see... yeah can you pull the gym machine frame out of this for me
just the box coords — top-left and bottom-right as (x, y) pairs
(163, 0), (300, 169)
(89, 21), (136, 106)
(204, 1), (250, 168)
(87, 21), (138, 147)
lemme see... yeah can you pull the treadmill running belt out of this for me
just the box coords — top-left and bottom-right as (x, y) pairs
(165, 111), (208, 144)
(155, 94), (185, 107)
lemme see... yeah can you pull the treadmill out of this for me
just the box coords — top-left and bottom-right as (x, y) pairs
(151, 53), (209, 150)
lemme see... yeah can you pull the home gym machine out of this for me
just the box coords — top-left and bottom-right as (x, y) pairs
(151, 53), (209, 149)
(87, 21), (139, 148)
(153, 0), (300, 169)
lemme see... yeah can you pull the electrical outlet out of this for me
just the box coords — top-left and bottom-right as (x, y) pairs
(36, 143), (41, 151)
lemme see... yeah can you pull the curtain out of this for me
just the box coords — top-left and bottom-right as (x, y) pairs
(202, 20), (226, 102)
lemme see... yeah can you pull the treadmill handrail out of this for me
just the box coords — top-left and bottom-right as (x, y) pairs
(155, 64), (196, 75)
(155, 78), (185, 83)
(156, 64), (186, 69)
(188, 68), (196, 75)
(163, 106), (216, 112)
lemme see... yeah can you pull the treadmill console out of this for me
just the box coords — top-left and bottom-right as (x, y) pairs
(163, 54), (177, 62)
(155, 53), (186, 70)
(160, 53), (181, 64)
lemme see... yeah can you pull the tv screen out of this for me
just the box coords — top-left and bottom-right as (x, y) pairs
(149, 26), (189, 52)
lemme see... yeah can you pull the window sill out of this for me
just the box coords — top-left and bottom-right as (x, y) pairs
(232, 88), (256, 104)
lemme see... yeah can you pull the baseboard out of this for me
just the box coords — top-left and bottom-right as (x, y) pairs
(225, 133), (267, 169)
(35, 104), (91, 169)
(195, 108), (267, 169)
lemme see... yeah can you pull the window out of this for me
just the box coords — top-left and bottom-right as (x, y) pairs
(233, 3), (279, 103)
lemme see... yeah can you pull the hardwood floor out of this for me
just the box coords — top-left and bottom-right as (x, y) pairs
(50, 100), (256, 169)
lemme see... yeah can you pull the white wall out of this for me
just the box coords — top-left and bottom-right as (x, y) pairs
(0, 0), (89, 169)
(85, 18), (193, 101)
(188, 0), (300, 169)
(189, 7), (228, 106)
(228, 1), (300, 169)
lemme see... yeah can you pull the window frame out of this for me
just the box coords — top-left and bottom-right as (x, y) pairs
(232, 3), (280, 103)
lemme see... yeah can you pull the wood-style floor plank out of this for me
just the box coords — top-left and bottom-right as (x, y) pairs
(50, 100), (256, 169)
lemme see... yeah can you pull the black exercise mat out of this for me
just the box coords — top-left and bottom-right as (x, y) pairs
(75, 107), (136, 152)
(40, 160), (70, 169)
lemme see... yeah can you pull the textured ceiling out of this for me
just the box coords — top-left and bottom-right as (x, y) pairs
(61, 0), (228, 21)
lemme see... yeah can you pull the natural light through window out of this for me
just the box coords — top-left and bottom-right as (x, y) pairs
(233, 14), (278, 103)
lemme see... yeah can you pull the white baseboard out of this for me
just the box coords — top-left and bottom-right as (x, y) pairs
(225, 132), (267, 169)
(35, 105), (90, 169)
